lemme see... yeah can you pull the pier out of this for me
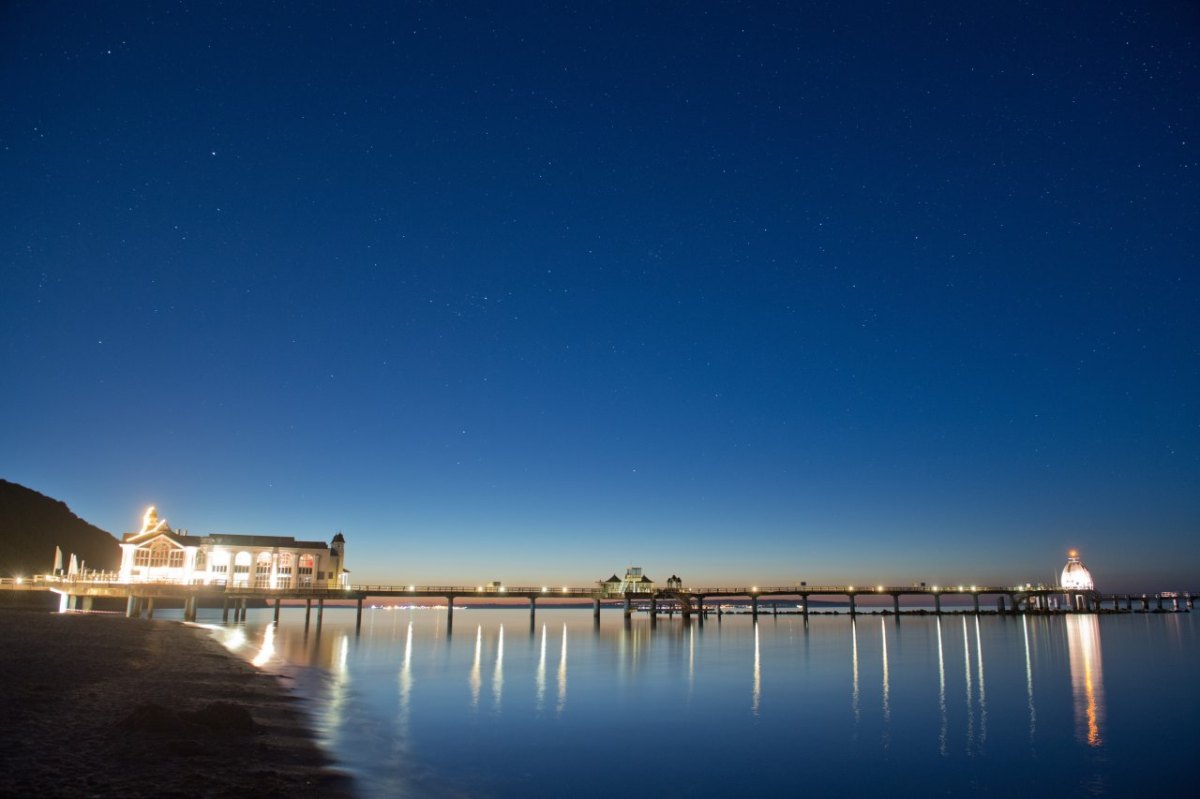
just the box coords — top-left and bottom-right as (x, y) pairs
(2, 576), (1195, 631)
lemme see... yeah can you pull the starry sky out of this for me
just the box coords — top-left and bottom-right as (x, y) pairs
(3, 2), (1197, 592)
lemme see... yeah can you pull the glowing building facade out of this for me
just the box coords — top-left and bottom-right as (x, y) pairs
(117, 507), (347, 588)
(1060, 550), (1095, 591)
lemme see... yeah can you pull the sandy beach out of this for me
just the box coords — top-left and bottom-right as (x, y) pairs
(0, 607), (354, 797)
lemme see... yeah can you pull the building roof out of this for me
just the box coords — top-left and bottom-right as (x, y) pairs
(1061, 554), (1094, 590)
(604, 574), (621, 583)
(121, 530), (191, 547)
(203, 534), (330, 549)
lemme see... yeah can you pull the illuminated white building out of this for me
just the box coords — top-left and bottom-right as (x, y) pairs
(1060, 550), (1095, 591)
(117, 507), (347, 589)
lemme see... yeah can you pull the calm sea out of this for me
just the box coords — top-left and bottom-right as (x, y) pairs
(194, 607), (1197, 798)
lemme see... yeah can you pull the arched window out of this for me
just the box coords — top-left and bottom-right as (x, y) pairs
(298, 554), (315, 585)
(150, 541), (168, 567)
(208, 550), (229, 577)
(276, 552), (293, 583)
(255, 552), (273, 587)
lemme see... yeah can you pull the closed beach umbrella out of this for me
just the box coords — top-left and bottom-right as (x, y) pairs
(53, 546), (63, 574)
(68, 554), (78, 577)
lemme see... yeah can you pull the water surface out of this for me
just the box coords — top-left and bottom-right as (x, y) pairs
(200, 608), (1197, 797)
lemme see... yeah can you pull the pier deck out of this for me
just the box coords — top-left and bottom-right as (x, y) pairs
(3, 576), (1194, 630)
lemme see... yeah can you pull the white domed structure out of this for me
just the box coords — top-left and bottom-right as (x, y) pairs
(1060, 550), (1094, 591)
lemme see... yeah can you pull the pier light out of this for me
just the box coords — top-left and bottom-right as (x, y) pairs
(562, 586), (568, 593)
(476, 586), (483, 592)
(958, 585), (964, 592)
(970, 585), (977, 592)
(932, 585), (939, 591)
(848, 586), (854, 592)
(876, 585), (883, 592)
(542, 586), (548, 593)
(408, 585), (415, 592)
(499, 586), (507, 593)
(751, 586), (758, 593)
(15, 577), (23, 585)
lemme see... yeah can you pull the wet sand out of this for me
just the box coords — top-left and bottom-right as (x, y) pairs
(0, 608), (354, 797)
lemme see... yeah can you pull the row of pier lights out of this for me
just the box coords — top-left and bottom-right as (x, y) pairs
(9, 575), (1195, 632)
(317, 581), (1195, 631)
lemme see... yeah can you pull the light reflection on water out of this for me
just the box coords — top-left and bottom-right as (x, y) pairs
(751, 620), (761, 715)
(555, 622), (567, 715)
(1066, 614), (1104, 747)
(936, 617), (947, 756)
(198, 609), (1197, 798)
(1023, 615), (1036, 742)
(850, 618), (860, 727)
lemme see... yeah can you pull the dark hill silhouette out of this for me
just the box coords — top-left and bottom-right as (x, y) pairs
(0, 480), (120, 577)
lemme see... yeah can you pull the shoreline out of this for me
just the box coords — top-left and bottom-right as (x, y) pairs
(0, 607), (354, 797)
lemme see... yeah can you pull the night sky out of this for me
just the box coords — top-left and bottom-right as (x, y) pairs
(3, 2), (1197, 591)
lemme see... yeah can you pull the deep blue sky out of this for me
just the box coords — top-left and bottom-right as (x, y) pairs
(3, 2), (1197, 591)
